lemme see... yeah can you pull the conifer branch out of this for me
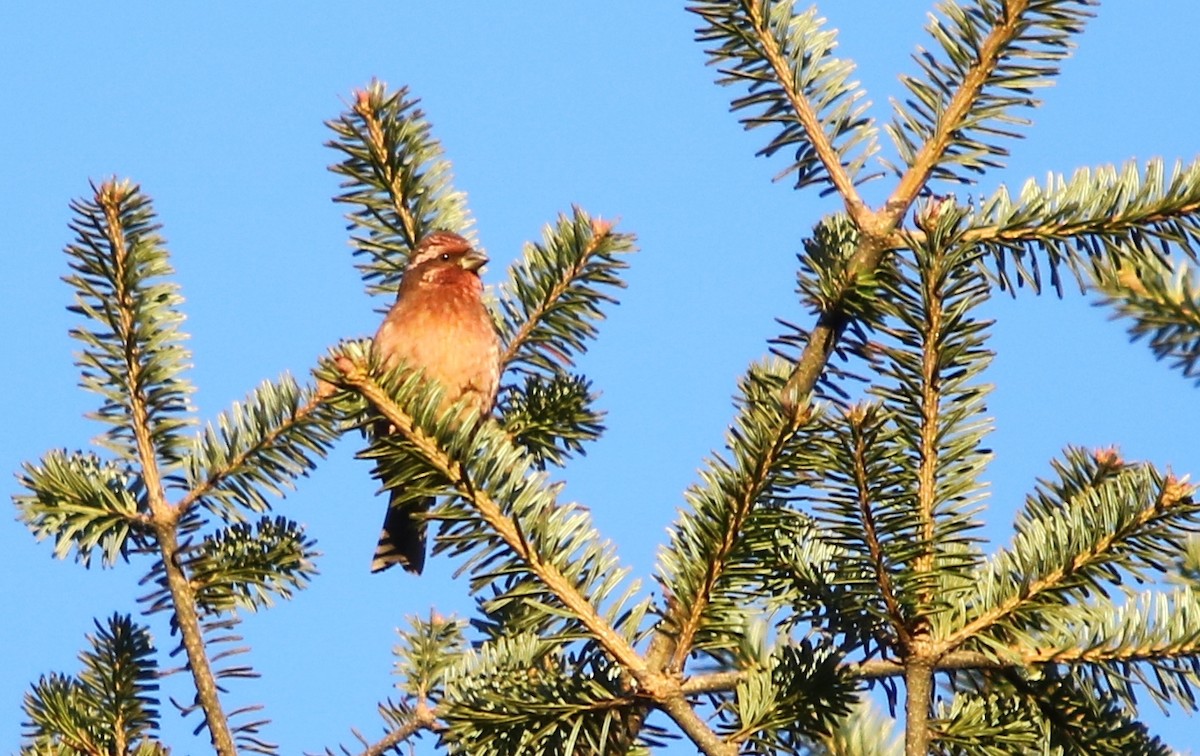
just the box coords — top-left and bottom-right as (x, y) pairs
(437, 634), (665, 754)
(1027, 642), (1200, 667)
(497, 372), (606, 468)
(888, 0), (1094, 188)
(691, 0), (876, 224)
(683, 646), (1164, 689)
(22, 615), (162, 754)
(945, 463), (1198, 653)
(1093, 254), (1200, 383)
(330, 355), (640, 665)
(178, 377), (340, 521)
(497, 210), (633, 375)
(64, 179), (195, 461)
(71, 180), (238, 754)
(657, 361), (812, 673)
(16, 450), (147, 566)
(326, 81), (475, 296)
(874, 215), (993, 616)
(971, 157), (1200, 295)
(845, 407), (913, 653)
(670, 433), (794, 673)
(327, 351), (735, 756)
(189, 516), (320, 613)
(993, 672), (1175, 756)
(890, 2), (1040, 213)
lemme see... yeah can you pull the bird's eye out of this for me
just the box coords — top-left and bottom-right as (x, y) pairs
(440, 253), (451, 262)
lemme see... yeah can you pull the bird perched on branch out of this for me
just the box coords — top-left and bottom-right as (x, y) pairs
(370, 230), (501, 573)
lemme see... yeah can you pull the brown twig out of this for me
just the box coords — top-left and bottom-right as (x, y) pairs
(359, 700), (439, 756)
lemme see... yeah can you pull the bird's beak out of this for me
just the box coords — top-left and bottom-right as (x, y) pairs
(460, 249), (488, 272)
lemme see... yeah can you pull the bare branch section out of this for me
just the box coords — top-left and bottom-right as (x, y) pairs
(358, 701), (439, 756)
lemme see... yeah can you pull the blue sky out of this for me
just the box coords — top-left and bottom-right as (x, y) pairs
(3, 3), (1199, 753)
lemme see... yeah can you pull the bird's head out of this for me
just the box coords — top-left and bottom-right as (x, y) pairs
(406, 231), (488, 276)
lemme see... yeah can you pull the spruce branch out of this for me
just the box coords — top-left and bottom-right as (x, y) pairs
(15, 450), (146, 567)
(180, 375), (342, 522)
(772, 1), (1050, 419)
(961, 671), (1176, 755)
(1093, 251), (1200, 383)
(22, 674), (103, 755)
(869, 212), (992, 615)
(682, 643), (1194, 691)
(34, 180), (343, 754)
(688, 0), (1024, 385)
(656, 360), (815, 672)
(947, 453), (1200, 653)
(903, 656), (934, 756)
(690, 0), (877, 215)
(151, 525), (238, 754)
(973, 157), (1200, 295)
(321, 619), (456, 756)
(929, 688), (1044, 754)
(21, 614), (161, 756)
(323, 345), (642, 642)
(393, 612), (468, 702)
(713, 638), (856, 751)
(796, 209), (992, 663)
(438, 634), (644, 755)
(64, 179), (194, 465)
(794, 214), (890, 324)
(326, 80), (475, 296)
(1010, 588), (1200, 713)
(493, 210), (631, 469)
(324, 347), (736, 756)
(324, 347), (641, 644)
(188, 516), (320, 613)
(497, 209), (633, 375)
(496, 372), (605, 469)
(54, 179), (239, 754)
(806, 403), (917, 654)
(888, 0), (1095, 185)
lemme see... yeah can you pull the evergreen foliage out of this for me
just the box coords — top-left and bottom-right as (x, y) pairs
(14, 2), (1200, 755)
(21, 615), (164, 756)
(326, 81), (476, 297)
(15, 181), (342, 754)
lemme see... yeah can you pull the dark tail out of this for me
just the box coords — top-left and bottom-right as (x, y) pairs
(371, 492), (429, 574)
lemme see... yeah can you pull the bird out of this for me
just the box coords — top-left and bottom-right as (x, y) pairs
(369, 230), (501, 574)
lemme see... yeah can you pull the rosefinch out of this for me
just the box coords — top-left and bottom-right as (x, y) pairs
(370, 231), (501, 573)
